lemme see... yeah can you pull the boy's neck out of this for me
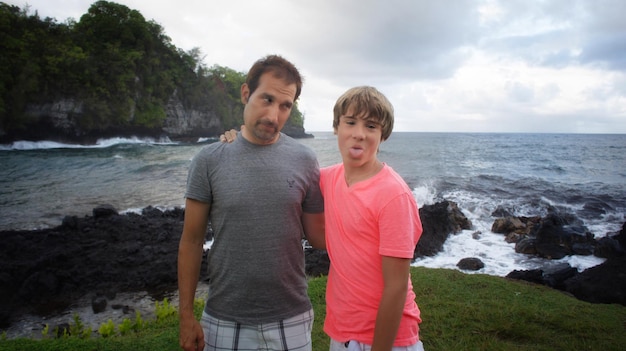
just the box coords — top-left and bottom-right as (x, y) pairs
(344, 159), (383, 187)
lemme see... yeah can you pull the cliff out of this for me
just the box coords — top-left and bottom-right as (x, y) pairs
(0, 1), (312, 145)
(1, 94), (312, 145)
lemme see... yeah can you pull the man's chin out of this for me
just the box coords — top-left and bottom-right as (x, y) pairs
(253, 129), (279, 143)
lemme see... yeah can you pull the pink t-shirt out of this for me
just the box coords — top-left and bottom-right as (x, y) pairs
(320, 163), (423, 346)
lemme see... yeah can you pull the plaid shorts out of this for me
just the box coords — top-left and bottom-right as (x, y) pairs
(201, 309), (314, 351)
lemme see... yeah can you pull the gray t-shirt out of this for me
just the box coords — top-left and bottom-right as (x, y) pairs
(185, 132), (323, 324)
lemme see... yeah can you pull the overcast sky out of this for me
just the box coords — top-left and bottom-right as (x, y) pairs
(7, 0), (626, 133)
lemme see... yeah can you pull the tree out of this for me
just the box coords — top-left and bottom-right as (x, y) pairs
(0, 0), (306, 142)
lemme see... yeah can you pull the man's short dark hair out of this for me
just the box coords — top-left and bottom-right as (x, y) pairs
(246, 55), (303, 101)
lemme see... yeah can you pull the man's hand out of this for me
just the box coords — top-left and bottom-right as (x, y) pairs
(219, 128), (239, 143)
(179, 315), (205, 351)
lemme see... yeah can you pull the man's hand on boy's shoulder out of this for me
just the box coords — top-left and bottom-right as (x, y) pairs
(219, 128), (239, 143)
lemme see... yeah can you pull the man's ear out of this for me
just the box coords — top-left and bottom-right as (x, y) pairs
(241, 83), (250, 104)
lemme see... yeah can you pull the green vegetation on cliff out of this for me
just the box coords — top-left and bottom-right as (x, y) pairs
(0, 1), (305, 142)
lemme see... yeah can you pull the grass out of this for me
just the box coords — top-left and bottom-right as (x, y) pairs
(2, 267), (625, 351)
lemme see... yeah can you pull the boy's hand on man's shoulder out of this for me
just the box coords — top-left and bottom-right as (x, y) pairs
(219, 128), (239, 143)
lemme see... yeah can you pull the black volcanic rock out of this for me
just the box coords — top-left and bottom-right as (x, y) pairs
(414, 200), (472, 258)
(1, 203), (623, 330)
(0, 206), (192, 328)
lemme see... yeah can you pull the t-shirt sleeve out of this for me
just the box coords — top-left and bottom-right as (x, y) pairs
(185, 149), (212, 203)
(378, 192), (423, 258)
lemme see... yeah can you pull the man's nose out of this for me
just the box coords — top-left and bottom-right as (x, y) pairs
(267, 104), (280, 122)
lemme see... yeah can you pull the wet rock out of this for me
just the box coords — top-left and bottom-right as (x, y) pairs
(414, 200), (472, 258)
(92, 204), (118, 219)
(0, 206), (192, 328)
(92, 295), (107, 314)
(491, 216), (541, 240)
(542, 263), (579, 290)
(457, 257), (485, 271)
(515, 237), (537, 255)
(506, 269), (544, 285)
(564, 256), (626, 305)
(532, 212), (596, 259)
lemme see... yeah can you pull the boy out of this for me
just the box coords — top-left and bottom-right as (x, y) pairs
(321, 86), (424, 351)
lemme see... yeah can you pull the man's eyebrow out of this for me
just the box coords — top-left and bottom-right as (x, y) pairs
(260, 92), (274, 100)
(260, 92), (293, 105)
(279, 96), (294, 107)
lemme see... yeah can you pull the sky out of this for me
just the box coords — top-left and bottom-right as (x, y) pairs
(7, 0), (626, 133)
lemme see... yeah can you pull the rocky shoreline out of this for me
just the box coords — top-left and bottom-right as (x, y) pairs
(1, 201), (624, 339)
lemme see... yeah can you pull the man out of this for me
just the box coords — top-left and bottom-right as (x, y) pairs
(178, 55), (325, 351)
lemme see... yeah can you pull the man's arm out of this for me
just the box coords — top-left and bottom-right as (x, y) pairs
(371, 256), (411, 351)
(302, 212), (325, 249)
(178, 198), (211, 351)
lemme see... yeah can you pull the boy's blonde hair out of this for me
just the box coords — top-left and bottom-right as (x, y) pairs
(332, 86), (394, 141)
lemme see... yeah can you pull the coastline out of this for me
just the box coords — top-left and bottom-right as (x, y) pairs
(1, 201), (625, 340)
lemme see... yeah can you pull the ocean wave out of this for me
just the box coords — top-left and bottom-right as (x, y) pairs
(412, 183), (437, 207)
(0, 136), (177, 150)
(197, 137), (219, 143)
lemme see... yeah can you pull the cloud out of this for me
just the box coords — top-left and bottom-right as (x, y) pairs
(282, 1), (481, 83)
(5, 0), (626, 133)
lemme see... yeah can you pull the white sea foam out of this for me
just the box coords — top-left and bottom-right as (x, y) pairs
(197, 137), (220, 143)
(120, 207), (145, 215)
(2, 140), (84, 150)
(412, 184), (437, 207)
(411, 184), (611, 276)
(94, 136), (175, 147)
(120, 205), (176, 216)
(1, 136), (176, 150)
(411, 227), (607, 276)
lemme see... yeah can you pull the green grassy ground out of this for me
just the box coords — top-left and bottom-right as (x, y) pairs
(2, 267), (625, 351)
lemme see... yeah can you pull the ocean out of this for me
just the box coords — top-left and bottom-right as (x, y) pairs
(1, 132), (625, 277)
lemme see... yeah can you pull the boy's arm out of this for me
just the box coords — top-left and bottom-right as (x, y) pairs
(371, 256), (411, 351)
